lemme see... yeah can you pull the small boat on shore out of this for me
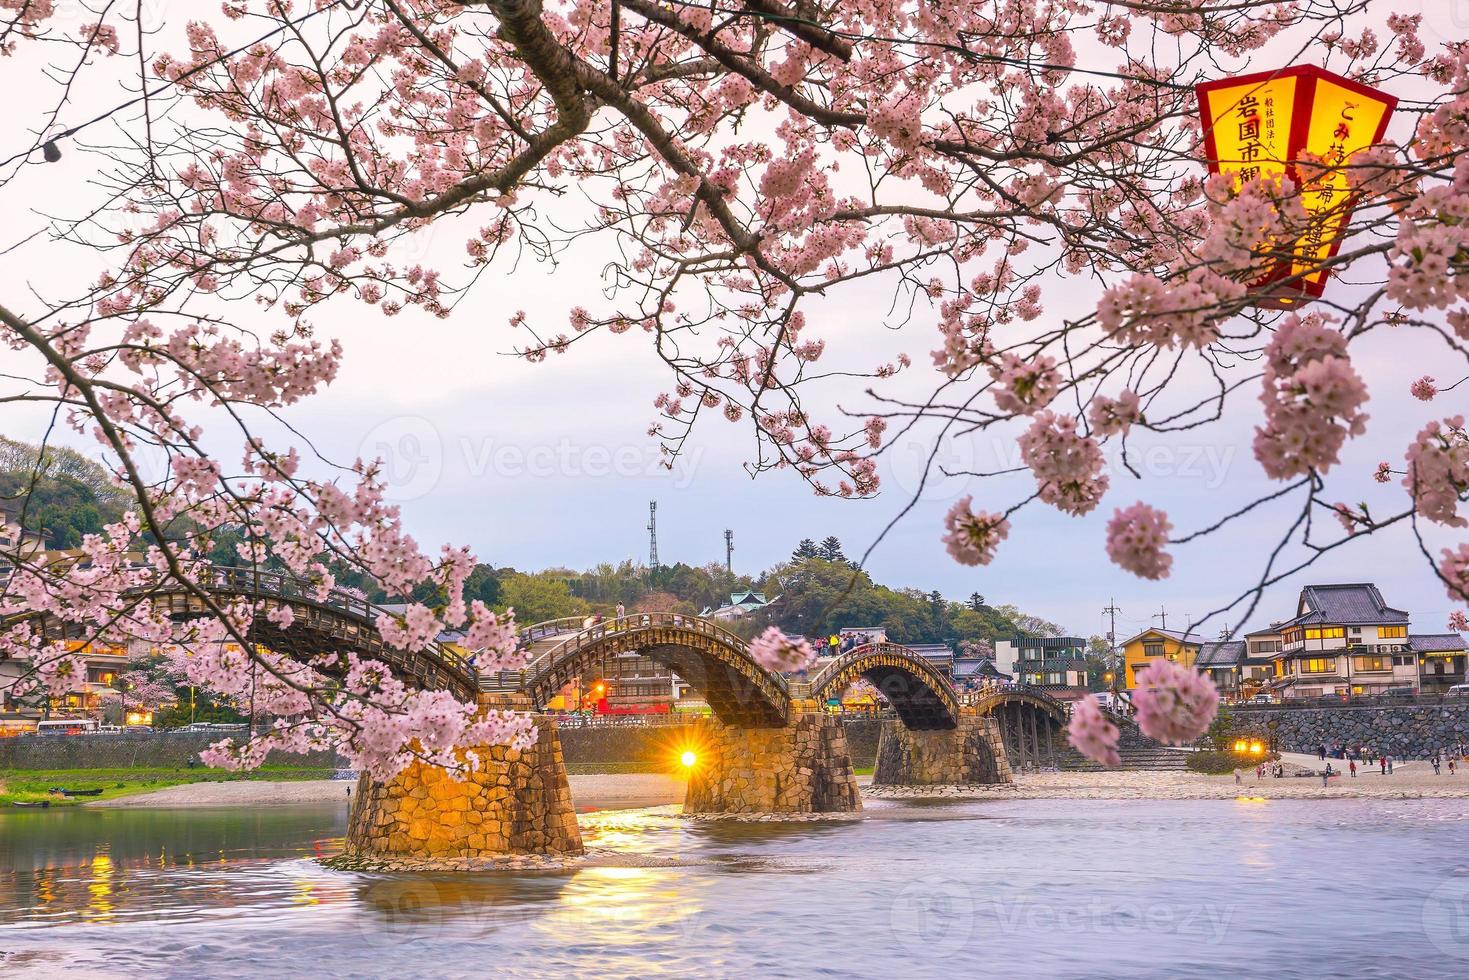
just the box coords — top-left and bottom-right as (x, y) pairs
(48, 787), (105, 798)
(10, 800), (51, 808)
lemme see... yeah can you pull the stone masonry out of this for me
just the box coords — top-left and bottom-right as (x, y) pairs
(684, 711), (862, 814)
(872, 712), (1013, 786)
(1231, 703), (1469, 760)
(344, 713), (583, 860)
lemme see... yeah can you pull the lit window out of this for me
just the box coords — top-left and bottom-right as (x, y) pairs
(1379, 626), (1407, 639)
(1303, 658), (1335, 674)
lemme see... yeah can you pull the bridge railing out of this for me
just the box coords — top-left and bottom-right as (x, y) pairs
(517, 617), (592, 645)
(513, 613), (788, 696)
(184, 566), (477, 696)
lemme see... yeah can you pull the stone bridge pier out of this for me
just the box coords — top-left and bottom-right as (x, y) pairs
(344, 695), (583, 862)
(872, 711), (1013, 787)
(684, 708), (862, 815)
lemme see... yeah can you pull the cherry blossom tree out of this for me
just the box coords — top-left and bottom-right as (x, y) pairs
(3, 1), (1469, 773)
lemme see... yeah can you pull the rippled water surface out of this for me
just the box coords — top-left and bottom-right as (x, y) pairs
(4, 797), (1469, 978)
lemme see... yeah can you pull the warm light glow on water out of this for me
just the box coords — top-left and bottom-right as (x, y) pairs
(3, 799), (1469, 975)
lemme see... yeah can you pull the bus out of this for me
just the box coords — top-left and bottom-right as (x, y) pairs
(34, 718), (100, 736)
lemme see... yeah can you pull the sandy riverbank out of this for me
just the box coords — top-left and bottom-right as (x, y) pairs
(88, 772), (690, 810)
(88, 757), (1469, 809)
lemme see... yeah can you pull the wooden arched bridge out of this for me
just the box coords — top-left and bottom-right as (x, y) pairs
(2, 566), (478, 700)
(6, 564), (1065, 750)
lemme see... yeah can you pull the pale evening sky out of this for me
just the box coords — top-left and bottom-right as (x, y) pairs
(1, 2), (1466, 642)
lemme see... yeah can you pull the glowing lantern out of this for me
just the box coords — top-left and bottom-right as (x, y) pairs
(1196, 65), (1396, 308)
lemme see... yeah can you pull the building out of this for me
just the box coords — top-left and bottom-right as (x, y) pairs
(1194, 640), (1247, 697)
(1265, 583), (1416, 699)
(906, 642), (955, 680)
(1412, 634), (1468, 693)
(1240, 628), (1283, 697)
(1120, 628), (1202, 689)
(995, 636), (1090, 701)
(702, 590), (778, 621)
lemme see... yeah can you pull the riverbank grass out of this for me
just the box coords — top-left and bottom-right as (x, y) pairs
(0, 766), (337, 807)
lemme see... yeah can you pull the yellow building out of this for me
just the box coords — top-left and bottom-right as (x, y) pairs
(1121, 628), (1202, 689)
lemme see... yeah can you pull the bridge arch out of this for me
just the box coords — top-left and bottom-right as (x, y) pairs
(806, 641), (960, 730)
(964, 685), (1069, 770)
(519, 614), (790, 727)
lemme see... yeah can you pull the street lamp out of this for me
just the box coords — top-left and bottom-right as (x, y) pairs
(1196, 65), (1397, 308)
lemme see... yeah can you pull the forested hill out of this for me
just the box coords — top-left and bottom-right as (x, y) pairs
(0, 438), (128, 549)
(1, 446), (1070, 647)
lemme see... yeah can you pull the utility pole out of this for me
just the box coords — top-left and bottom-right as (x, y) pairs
(647, 501), (659, 573)
(1154, 605), (1168, 630)
(1218, 624), (1233, 641)
(1102, 599), (1122, 702)
(724, 529), (734, 573)
(1102, 599), (1121, 662)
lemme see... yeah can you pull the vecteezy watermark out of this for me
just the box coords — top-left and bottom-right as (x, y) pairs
(889, 880), (1237, 951)
(357, 416), (706, 502)
(1416, 0), (1469, 42)
(889, 876), (976, 954)
(1423, 877), (1469, 960)
(457, 438), (704, 489)
(359, 416), (444, 503)
(353, 877), (448, 950)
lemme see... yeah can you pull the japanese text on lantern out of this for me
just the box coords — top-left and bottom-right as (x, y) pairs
(1196, 66), (1395, 306)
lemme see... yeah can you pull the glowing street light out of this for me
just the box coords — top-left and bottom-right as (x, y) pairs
(680, 750), (698, 769)
(1196, 65), (1396, 308)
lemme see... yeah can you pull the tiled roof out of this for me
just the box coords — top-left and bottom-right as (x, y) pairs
(1284, 584), (1410, 627)
(1119, 627), (1201, 647)
(954, 659), (1008, 679)
(1194, 640), (1246, 667)
(1004, 635), (1087, 650)
(1409, 633), (1468, 653)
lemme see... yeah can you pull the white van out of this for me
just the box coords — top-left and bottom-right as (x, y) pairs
(1446, 684), (1469, 697)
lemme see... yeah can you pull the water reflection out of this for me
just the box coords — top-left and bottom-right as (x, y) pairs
(0, 806), (348, 928)
(3, 798), (1468, 977)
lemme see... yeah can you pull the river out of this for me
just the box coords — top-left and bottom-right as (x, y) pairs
(2, 797), (1468, 978)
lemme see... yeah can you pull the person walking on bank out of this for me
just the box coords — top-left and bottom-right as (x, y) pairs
(1380, 756), (1387, 775)
(615, 602), (625, 620)
(1322, 763), (1333, 788)
(1318, 743), (1326, 761)
(1349, 759), (1357, 778)
(1387, 755), (1394, 775)
(1451, 758), (1457, 775)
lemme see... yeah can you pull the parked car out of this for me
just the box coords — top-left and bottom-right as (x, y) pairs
(1380, 686), (1416, 698)
(1248, 693), (1274, 704)
(1445, 684), (1469, 697)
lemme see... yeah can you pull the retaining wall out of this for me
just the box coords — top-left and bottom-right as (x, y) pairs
(0, 731), (337, 770)
(1231, 703), (1469, 759)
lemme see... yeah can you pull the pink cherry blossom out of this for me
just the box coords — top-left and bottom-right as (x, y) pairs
(747, 627), (817, 673)
(1018, 412), (1109, 516)
(942, 496), (1011, 566)
(1106, 503), (1174, 580)
(1067, 694), (1121, 767)
(1404, 417), (1469, 527)
(1253, 315), (1369, 480)
(1131, 659), (1220, 746)
(1448, 611), (1469, 633)
(1411, 376), (1438, 401)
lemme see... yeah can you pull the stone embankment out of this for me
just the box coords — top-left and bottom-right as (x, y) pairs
(343, 716), (582, 862)
(1231, 703), (1469, 759)
(684, 713), (861, 815)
